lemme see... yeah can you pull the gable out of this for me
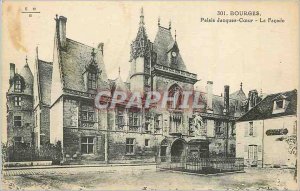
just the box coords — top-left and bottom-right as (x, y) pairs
(237, 89), (297, 122)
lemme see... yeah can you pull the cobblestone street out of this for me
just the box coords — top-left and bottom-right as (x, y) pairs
(2, 165), (297, 190)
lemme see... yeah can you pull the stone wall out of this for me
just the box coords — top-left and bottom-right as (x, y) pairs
(6, 95), (34, 146)
(108, 132), (164, 162)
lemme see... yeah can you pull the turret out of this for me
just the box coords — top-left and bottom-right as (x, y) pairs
(129, 7), (152, 94)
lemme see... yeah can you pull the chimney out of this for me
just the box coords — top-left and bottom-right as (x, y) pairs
(57, 16), (67, 48)
(98, 43), (104, 56)
(10, 63), (15, 80)
(248, 90), (258, 110)
(206, 81), (213, 113)
(224, 85), (230, 115)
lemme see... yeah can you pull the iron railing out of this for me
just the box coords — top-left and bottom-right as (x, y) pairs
(157, 156), (244, 174)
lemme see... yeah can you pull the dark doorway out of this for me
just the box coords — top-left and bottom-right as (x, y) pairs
(160, 146), (167, 162)
(171, 139), (186, 162)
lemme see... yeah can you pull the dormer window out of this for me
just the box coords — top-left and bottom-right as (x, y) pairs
(88, 72), (97, 90)
(15, 80), (21, 92)
(272, 99), (286, 114)
(275, 100), (284, 109)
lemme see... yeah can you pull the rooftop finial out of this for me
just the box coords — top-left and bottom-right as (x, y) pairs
(240, 82), (243, 90)
(91, 48), (96, 57)
(169, 20), (172, 30)
(158, 17), (160, 26)
(139, 7), (144, 25)
(175, 30), (177, 41)
(25, 55), (28, 64)
(260, 88), (263, 96)
(118, 67), (121, 76)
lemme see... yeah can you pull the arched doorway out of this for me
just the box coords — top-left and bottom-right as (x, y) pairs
(160, 139), (169, 162)
(171, 139), (186, 162)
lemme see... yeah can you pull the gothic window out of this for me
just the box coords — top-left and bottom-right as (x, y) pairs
(15, 80), (21, 92)
(80, 105), (96, 128)
(14, 96), (22, 106)
(129, 111), (140, 131)
(116, 108), (125, 130)
(14, 116), (22, 127)
(81, 137), (94, 154)
(154, 114), (162, 134)
(88, 72), (97, 90)
(126, 138), (135, 154)
(170, 113), (183, 133)
(168, 84), (183, 109)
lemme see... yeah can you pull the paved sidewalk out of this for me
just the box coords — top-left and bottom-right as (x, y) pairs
(3, 164), (157, 176)
(3, 162), (156, 170)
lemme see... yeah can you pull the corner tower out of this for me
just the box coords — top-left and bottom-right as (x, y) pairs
(129, 8), (155, 94)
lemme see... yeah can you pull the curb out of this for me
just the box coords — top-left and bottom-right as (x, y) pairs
(3, 163), (157, 171)
(157, 169), (245, 176)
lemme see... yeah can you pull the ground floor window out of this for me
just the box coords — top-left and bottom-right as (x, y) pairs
(126, 138), (135, 154)
(81, 137), (94, 154)
(248, 145), (258, 161)
(14, 116), (22, 127)
(145, 139), (150, 147)
(14, 137), (23, 146)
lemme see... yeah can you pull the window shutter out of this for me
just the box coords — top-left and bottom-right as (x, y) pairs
(244, 145), (248, 152)
(258, 145), (262, 152)
(253, 126), (257, 137)
(244, 124), (248, 137)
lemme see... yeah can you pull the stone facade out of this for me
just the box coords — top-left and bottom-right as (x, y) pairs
(6, 9), (249, 163)
(6, 62), (34, 147)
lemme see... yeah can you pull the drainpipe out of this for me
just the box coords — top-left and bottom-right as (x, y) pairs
(105, 110), (109, 164)
(262, 120), (264, 168)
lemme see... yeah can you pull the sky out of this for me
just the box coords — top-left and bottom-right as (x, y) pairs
(1, 1), (299, 142)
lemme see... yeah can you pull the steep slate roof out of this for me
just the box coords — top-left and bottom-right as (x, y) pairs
(38, 60), (53, 105)
(153, 26), (186, 71)
(237, 89), (297, 122)
(60, 38), (110, 92)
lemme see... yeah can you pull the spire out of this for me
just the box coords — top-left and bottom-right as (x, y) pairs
(240, 82), (243, 90)
(169, 20), (172, 30)
(130, 7), (148, 61)
(175, 30), (177, 41)
(158, 17), (160, 26)
(139, 7), (144, 26)
(25, 55), (28, 65)
(90, 48), (97, 65)
(118, 67), (121, 76)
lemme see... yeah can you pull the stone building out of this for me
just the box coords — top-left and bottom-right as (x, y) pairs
(236, 89), (297, 168)
(6, 9), (248, 163)
(6, 60), (34, 147)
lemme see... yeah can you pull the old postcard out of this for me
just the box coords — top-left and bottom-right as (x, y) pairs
(1, 1), (299, 190)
